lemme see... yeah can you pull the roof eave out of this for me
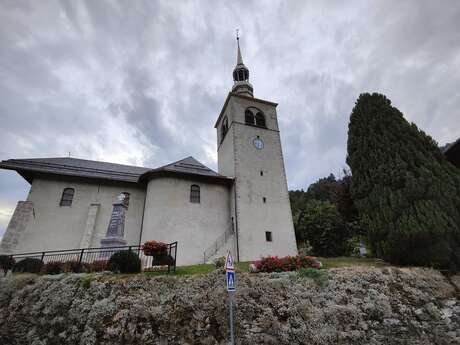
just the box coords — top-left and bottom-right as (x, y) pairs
(138, 169), (234, 186)
(0, 161), (140, 184)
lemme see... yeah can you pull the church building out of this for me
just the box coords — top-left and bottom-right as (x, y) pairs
(0, 38), (298, 265)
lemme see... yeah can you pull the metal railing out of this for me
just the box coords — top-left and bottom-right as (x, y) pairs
(203, 222), (234, 263)
(7, 242), (178, 273)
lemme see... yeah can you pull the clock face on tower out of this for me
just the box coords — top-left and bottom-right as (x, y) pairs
(253, 137), (264, 150)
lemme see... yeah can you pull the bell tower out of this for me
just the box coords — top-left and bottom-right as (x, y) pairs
(215, 35), (297, 261)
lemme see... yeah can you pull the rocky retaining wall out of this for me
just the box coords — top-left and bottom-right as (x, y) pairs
(0, 267), (459, 345)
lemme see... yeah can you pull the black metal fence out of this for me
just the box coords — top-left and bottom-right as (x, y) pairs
(7, 242), (178, 274)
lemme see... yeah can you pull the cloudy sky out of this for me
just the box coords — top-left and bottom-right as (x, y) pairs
(0, 0), (459, 237)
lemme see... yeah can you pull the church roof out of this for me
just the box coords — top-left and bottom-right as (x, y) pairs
(0, 156), (231, 185)
(138, 156), (232, 184)
(0, 157), (149, 183)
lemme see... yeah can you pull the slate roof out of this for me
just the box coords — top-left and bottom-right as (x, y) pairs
(138, 156), (232, 184)
(0, 156), (231, 184)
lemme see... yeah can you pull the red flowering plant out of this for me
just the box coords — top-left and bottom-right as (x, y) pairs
(143, 241), (167, 257)
(253, 255), (322, 273)
(143, 240), (172, 265)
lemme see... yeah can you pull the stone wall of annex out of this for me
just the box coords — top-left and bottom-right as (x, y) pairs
(0, 176), (146, 254)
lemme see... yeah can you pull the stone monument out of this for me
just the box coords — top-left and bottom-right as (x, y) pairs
(100, 193), (128, 248)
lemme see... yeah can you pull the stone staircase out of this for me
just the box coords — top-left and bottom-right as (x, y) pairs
(203, 221), (235, 264)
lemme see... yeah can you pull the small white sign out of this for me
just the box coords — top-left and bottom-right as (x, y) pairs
(225, 251), (234, 271)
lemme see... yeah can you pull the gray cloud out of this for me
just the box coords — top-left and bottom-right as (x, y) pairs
(0, 0), (459, 237)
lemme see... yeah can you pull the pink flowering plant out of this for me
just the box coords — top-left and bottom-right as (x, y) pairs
(253, 255), (322, 273)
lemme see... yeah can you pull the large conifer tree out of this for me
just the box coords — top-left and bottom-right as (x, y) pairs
(347, 93), (460, 269)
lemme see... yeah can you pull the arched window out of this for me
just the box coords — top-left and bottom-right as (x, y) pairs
(190, 185), (200, 203)
(245, 109), (255, 125)
(221, 116), (229, 141)
(255, 112), (266, 127)
(60, 188), (75, 206)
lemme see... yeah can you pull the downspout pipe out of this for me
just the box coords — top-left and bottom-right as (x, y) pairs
(138, 187), (147, 247)
(233, 179), (240, 262)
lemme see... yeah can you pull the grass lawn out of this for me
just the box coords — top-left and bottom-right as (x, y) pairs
(319, 256), (387, 269)
(144, 261), (251, 277)
(143, 257), (386, 277)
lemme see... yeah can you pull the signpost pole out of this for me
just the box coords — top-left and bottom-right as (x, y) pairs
(225, 251), (236, 345)
(229, 291), (235, 345)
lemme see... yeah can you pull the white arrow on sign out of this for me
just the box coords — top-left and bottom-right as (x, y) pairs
(225, 251), (234, 271)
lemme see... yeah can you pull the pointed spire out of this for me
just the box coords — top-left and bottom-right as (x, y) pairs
(232, 30), (253, 97)
(237, 30), (244, 65)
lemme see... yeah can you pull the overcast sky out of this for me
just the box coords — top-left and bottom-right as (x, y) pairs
(0, 0), (459, 238)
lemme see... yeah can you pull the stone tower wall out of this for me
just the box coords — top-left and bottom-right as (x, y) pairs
(217, 94), (298, 261)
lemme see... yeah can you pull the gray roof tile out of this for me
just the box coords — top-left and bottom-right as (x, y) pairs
(0, 156), (229, 184)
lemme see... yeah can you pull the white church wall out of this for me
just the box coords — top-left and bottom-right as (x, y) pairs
(141, 177), (232, 266)
(2, 177), (145, 254)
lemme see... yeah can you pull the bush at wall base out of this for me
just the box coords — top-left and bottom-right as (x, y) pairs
(108, 250), (141, 273)
(0, 255), (15, 276)
(41, 261), (64, 275)
(12, 258), (43, 274)
(152, 254), (174, 266)
(63, 260), (85, 273)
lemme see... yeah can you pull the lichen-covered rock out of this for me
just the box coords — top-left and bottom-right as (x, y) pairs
(0, 267), (458, 344)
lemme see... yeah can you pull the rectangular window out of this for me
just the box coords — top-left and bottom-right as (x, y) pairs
(260, 171), (263, 176)
(265, 231), (272, 242)
(263, 197), (266, 203)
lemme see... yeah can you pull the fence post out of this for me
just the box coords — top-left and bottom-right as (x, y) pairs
(78, 249), (85, 264)
(40, 252), (45, 263)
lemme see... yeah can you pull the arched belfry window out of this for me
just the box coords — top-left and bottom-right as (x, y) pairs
(60, 188), (75, 206)
(190, 185), (200, 203)
(245, 109), (255, 125)
(255, 112), (266, 127)
(245, 107), (266, 128)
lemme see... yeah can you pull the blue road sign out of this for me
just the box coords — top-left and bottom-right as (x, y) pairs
(226, 270), (236, 292)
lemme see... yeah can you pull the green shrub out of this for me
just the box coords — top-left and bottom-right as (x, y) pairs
(42, 261), (64, 275)
(214, 256), (226, 268)
(108, 250), (141, 273)
(297, 268), (328, 286)
(0, 255), (15, 276)
(152, 254), (174, 266)
(13, 258), (43, 273)
(80, 276), (92, 289)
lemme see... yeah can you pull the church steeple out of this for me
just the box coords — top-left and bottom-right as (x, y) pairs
(232, 33), (253, 97)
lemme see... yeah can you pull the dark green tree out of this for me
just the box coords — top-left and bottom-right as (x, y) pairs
(306, 173), (338, 202)
(347, 93), (460, 269)
(299, 199), (349, 257)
